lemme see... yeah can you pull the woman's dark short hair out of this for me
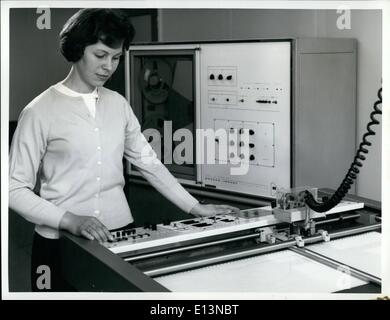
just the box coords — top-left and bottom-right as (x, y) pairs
(59, 9), (135, 62)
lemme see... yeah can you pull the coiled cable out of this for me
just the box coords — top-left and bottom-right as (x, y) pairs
(304, 87), (382, 212)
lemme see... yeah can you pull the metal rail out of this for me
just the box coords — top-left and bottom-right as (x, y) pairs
(144, 240), (296, 277)
(124, 232), (261, 262)
(314, 213), (361, 225)
(143, 223), (381, 278)
(289, 247), (381, 285)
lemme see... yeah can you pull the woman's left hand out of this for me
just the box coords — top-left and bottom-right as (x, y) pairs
(189, 203), (240, 218)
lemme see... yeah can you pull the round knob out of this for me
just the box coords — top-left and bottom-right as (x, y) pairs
(239, 141), (245, 147)
(230, 152), (235, 158)
(209, 74), (215, 80)
(250, 155), (255, 161)
(227, 75), (233, 80)
(218, 74), (223, 80)
(149, 74), (161, 88)
(239, 99), (244, 103)
(249, 143), (255, 148)
(230, 140), (235, 146)
(249, 129), (255, 135)
(239, 154), (245, 159)
(226, 98), (230, 102)
(239, 128), (244, 134)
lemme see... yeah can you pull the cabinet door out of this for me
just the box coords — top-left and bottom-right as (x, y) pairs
(295, 48), (356, 191)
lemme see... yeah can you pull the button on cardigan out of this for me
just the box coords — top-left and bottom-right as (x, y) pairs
(9, 85), (199, 239)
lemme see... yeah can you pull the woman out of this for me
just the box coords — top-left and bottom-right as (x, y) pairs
(9, 9), (239, 291)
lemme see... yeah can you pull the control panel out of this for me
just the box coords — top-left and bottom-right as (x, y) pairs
(128, 39), (357, 199)
(104, 207), (277, 254)
(103, 199), (364, 255)
(128, 41), (291, 198)
(200, 42), (291, 197)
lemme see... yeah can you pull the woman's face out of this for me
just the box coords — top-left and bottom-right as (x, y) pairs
(74, 40), (123, 91)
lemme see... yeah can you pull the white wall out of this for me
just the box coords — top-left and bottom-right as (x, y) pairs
(9, 9), (154, 122)
(159, 9), (382, 201)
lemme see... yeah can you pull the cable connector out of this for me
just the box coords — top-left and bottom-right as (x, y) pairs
(295, 236), (304, 247)
(318, 229), (330, 242)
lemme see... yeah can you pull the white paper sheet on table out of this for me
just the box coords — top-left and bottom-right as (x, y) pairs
(307, 231), (381, 278)
(154, 249), (367, 292)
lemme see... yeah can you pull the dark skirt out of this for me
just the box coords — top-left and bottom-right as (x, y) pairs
(30, 222), (135, 292)
(30, 232), (75, 292)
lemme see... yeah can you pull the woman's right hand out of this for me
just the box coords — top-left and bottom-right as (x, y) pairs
(59, 211), (114, 243)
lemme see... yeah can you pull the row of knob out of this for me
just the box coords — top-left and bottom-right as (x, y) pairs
(112, 229), (151, 241)
(209, 74), (233, 80)
(228, 141), (255, 147)
(228, 128), (255, 135)
(256, 99), (278, 104)
(211, 97), (278, 104)
(228, 153), (256, 160)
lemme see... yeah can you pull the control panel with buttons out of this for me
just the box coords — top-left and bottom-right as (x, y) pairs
(103, 207), (276, 254)
(201, 42), (290, 197)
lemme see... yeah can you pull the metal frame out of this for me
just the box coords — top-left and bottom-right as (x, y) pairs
(59, 209), (381, 292)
